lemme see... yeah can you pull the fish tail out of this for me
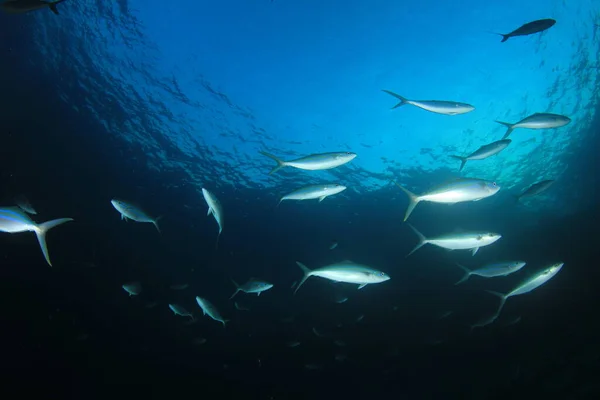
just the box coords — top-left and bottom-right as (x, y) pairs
(500, 34), (510, 42)
(381, 89), (409, 109)
(259, 151), (287, 175)
(294, 261), (312, 295)
(35, 218), (74, 267)
(49, 0), (67, 15)
(405, 223), (428, 258)
(391, 181), (421, 221)
(222, 319), (230, 328)
(153, 215), (163, 234)
(485, 290), (508, 320)
(495, 120), (514, 139)
(229, 280), (240, 299)
(450, 155), (467, 172)
(454, 263), (472, 285)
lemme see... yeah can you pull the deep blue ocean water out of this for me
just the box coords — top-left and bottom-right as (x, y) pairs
(0, 1), (599, 398)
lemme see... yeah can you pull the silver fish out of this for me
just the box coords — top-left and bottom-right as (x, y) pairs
(195, 296), (228, 327)
(168, 304), (194, 320)
(294, 260), (390, 294)
(486, 262), (564, 321)
(278, 184), (346, 206)
(122, 281), (142, 296)
(201, 188), (224, 249)
(0, 207), (73, 267)
(450, 139), (512, 171)
(382, 90), (475, 115)
(516, 180), (554, 201)
(0, 0), (66, 15)
(259, 151), (357, 174)
(110, 199), (161, 233)
(454, 261), (526, 285)
(393, 178), (500, 221)
(407, 224), (501, 257)
(229, 278), (273, 299)
(495, 113), (571, 139)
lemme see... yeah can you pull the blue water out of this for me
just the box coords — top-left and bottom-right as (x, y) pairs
(0, 0), (599, 398)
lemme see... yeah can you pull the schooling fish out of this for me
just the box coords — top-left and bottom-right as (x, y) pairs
(168, 304), (194, 320)
(382, 90), (475, 115)
(0, 0), (67, 15)
(201, 188), (224, 249)
(450, 139), (511, 171)
(454, 261), (526, 285)
(406, 224), (501, 257)
(393, 178), (500, 221)
(122, 281), (142, 296)
(110, 199), (162, 233)
(496, 19), (556, 42)
(195, 296), (228, 327)
(277, 184), (346, 206)
(495, 113), (571, 139)
(516, 180), (554, 201)
(294, 260), (390, 294)
(0, 207), (73, 267)
(229, 278), (273, 299)
(259, 151), (357, 175)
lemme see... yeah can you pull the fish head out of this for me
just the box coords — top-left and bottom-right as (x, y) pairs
(111, 199), (127, 211)
(366, 270), (390, 283)
(253, 281), (274, 291)
(476, 232), (502, 245)
(327, 184), (347, 194)
(544, 262), (564, 276)
(483, 181), (501, 195)
(511, 261), (527, 271)
(335, 152), (357, 162)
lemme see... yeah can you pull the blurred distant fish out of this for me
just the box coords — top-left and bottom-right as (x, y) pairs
(122, 281), (142, 296)
(294, 260), (390, 294)
(450, 139), (511, 171)
(0, 0), (67, 15)
(515, 180), (554, 201)
(495, 19), (556, 42)
(14, 195), (37, 215)
(286, 340), (301, 348)
(382, 90), (475, 115)
(201, 188), (224, 249)
(168, 304), (194, 320)
(0, 207), (73, 267)
(392, 178), (500, 221)
(495, 113), (570, 139)
(169, 283), (189, 291)
(454, 261), (526, 285)
(229, 278), (273, 299)
(259, 151), (357, 174)
(195, 296), (228, 327)
(278, 184), (346, 206)
(406, 224), (501, 257)
(110, 199), (162, 233)
(329, 241), (338, 250)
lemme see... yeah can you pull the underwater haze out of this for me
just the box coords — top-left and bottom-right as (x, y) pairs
(1, 0), (600, 398)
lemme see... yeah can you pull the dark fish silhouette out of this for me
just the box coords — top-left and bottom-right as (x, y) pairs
(498, 19), (556, 42)
(515, 180), (555, 202)
(0, 0), (67, 15)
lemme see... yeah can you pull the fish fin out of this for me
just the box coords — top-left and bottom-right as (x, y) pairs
(229, 281), (240, 300)
(381, 90), (409, 109)
(318, 196), (326, 203)
(49, 0), (66, 15)
(471, 247), (479, 256)
(405, 223), (428, 258)
(206, 207), (213, 216)
(454, 263), (472, 285)
(357, 283), (367, 290)
(222, 319), (229, 328)
(495, 120), (514, 139)
(35, 218), (74, 267)
(391, 181), (421, 221)
(276, 198), (283, 208)
(485, 290), (508, 320)
(257, 292), (261, 296)
(152, 215), (163, 234)
(500, 34), (510, 42)
(294, 261), (312, 295)
(120, 214), (125, 221)
(449, 155), (467, 171)
(259, 151), (287, 175)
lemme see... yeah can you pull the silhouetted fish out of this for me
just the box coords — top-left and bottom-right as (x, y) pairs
(497, 19), (556, 42)
(0, 0), (67, 15)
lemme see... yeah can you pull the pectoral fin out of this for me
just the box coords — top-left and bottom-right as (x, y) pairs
(318, 196), (326, 203)
(358, 284), (367, 290)
(471, 247), (479, 256)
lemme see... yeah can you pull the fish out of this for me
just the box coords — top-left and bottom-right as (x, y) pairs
(169, 283), (189, 290)
(496, 19), (556, 42)
(229, 278), (273, 299)
(382, 90), (475, 115)
(294, 260), (390, 294)
(516, 180), (554, 201)
(277, 184), (346, 206)
(286, 340), (301, 348)
(486, 262), (564, 321)
(329, 241), (338, 250)
(393, 178), (500, 221)
(406, 224), (501, 257)
(0, 0), (67, 15)
(454, 261), (526, 285)
(234, 301), (250, 311)
(195, 296), (228, 327)
(259, 151), (357, 174)
(122, 281), (142, 296)
(14, 195), (37, 215)
(110, 199), (161, 233)
(0, 207), (73, 267)
(168, 304), (194, 320)
(495, 113), (571, 139)
(201, 188), (224, 249)
(450, 139), (512, 171)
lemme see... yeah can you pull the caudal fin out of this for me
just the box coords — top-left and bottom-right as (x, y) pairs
(49, 0), (66, 15)
(406, 223), (428, 257)
(381, 90), (409, 109)
(259, 151), (287, 175)
(35, 218), (74, 267)
(294, 261), (312, 295)
(495, 120), (515, 139)
(454, 263), (472, 285)
(229, 279), (240, 299)
(450, 155), (467, 172)
(485, 290), (508, 321)
(392, 181), (421, 221)
(500, 34), (510, 42)
(153, 215), (163, 234)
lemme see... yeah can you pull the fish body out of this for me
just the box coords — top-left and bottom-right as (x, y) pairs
(122, 281), (142, 296)
(517, 180), (554, 200)
(454, 261), (526, 285)
(110, 199), (161, 233)
(393, 178), (500, 221)
(195, 296), (228, 327)
(201, 188), (224, 248)
(0, 0), (66, 15)
(259, 151), (357, 174)
(382, 90), (475, 115)
(294, 260), (390, 294)
(229, 278), (273, 299)
(495, 113), (570, 139)
(0, 207), (73, 266)
(278, 184), (346, 206)
(407, 224), (501, 257)
(498, 19), (556, 42)
(451, 139), (511, 171)
(168, 304), (194, 320)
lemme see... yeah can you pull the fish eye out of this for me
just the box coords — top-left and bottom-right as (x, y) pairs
(379, 272), (386, 276)
(492, 182), (497, 186)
